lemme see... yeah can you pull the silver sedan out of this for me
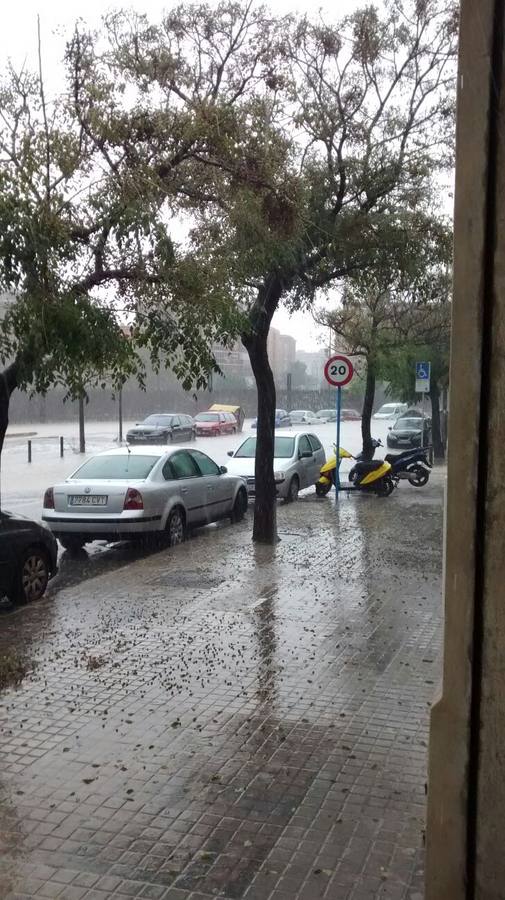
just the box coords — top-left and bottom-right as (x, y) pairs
(42, 446), (248, 552)
(225, 431), (326, 502)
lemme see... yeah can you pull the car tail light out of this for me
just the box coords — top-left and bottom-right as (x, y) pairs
(124, 488), (144, 510)
(43, 487), (55, 509)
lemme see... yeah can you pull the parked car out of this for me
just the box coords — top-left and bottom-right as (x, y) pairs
(373, 403), (408, 420)
(194, 411), (237, 436)
(289, 410), (320, 425)
(341, 408), (361, 421)
(208, 404), (245, 432)
(251, 409), (292, 428)
(226, 432), (326, 502)
(42, 447), (248, 552)
(315, 409), (336, 422)
(0, 512), (58, 603)
(126, 414), (195, 444)
(386, 415), (432, 450)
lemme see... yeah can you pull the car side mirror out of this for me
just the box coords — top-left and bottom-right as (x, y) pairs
(227, 450), (234, 457)
(220, 465), (228, 474)
(300, 450), (312, 459)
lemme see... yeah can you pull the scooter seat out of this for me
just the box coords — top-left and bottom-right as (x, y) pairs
(354, 460), (384, 475)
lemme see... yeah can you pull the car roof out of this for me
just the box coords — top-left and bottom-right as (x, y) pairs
(87, 446), (200, 458)
(143, 412), (179, 417)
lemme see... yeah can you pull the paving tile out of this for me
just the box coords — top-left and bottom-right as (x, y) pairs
(0, 481), (444, 899)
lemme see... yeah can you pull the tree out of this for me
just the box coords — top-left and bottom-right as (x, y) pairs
(171, 0), (457, 539)
(0, 26), (245, 462)
(378, 321), (451, 460)
(318, 215), (452, 458)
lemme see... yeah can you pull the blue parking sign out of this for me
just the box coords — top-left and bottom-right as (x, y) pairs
(416, 362), (430, 379)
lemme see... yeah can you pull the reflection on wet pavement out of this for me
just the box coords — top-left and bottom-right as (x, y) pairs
(0, 476), (444, 899)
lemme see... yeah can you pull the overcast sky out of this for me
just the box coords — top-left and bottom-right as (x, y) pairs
(0, 0), (415, 354)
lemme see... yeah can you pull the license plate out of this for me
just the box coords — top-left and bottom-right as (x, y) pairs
(69, 495), (108, 506)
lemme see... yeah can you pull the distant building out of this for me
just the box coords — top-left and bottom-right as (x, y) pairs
(296, 349), (328, 388)
(267, 327), (296, 384)
(212, 340), (249, 381)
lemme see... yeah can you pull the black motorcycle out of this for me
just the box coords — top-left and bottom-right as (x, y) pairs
(349, 439), (432, 487)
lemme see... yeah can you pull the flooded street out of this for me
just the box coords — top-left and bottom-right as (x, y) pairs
(0, 467), (444, 899)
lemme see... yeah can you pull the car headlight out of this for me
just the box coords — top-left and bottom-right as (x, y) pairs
(274, 471), (286, 482)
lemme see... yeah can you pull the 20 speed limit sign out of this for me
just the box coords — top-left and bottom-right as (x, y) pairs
(324, 354), (354, 387)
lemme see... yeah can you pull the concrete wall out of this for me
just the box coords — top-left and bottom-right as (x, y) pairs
(426, 1), (505, 897)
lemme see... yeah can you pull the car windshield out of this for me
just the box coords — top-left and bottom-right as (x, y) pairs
(142, 415), (174, 426)
(195, 413), (219, 422)
(316, 410), (331, 417)
(71, 455), (159, 480)
(290, 410), (307, 416)
(235, 436), (295, 459)
(275, 410), (286, 417)
(393, 418), (422, 430)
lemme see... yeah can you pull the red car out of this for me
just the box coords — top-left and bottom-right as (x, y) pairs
(341, 408), (361, 421)
(194, 411), (237, 436)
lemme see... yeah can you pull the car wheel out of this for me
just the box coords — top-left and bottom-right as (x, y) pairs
(315, 481), (332, 497)
(231, 488), (248, 522)
(286, 475), (300, 503)
(408, 465), (430, 487)
(166, 507), (185, 546)
(58, 535), (86, 553)
(9, 547), (50, 604)
(376, 476), (395, 497)
(165, 432), (173, 444)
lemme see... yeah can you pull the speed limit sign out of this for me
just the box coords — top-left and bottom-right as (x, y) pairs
(324, 354), (354, 387)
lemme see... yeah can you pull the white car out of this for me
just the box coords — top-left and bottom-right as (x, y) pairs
(289, 409), (320, 425)
(42, 447), (248, 552)
(226, 432), (326, 501)
(372, 403), (408, 420)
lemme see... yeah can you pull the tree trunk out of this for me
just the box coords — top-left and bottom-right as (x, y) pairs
(246, 333), (278, 543)
(242, 275), (283, 544)
(361, 358), (376, 460)
(429, 380), (444, 461)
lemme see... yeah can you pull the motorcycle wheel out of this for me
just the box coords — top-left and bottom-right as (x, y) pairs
(376, 476), (395, 497)
(316, 481), (332, 497)
(408, 465), (430, 487)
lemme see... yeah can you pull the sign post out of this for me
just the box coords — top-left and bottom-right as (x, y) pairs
(324, 354), (354, 498)
(415, 362), (431, 448)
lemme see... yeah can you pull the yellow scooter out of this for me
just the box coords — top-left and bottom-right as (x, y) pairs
(316, 446), (395, 497)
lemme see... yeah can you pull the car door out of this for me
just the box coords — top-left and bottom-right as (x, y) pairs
(0, 514), (16, 595)
(183, 416), (193, 440)
(297, 434), (316, 487)
(170, 415), (183, 441)
(165, 451), (204, 525)
(308, 434), (326, 482)
(189, 450), (233, 519)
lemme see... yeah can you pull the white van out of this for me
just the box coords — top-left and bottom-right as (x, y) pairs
(372, 403), (408, 420)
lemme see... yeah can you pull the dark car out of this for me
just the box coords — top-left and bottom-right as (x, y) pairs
(126, 414), (195, 445)
(386, 415), (432, 450)
(0, 512), (58, 603)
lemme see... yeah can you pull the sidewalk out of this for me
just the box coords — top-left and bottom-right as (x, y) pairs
(0, 477), (444, 900)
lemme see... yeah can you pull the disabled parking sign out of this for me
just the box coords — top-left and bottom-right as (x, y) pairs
(415, 361), (431, 393)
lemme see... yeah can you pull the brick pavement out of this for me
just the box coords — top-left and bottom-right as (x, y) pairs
(0, 478), (444, 899)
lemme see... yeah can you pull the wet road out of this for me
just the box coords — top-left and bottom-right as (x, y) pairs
(0, 474), (444, 899)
